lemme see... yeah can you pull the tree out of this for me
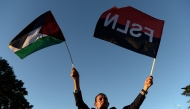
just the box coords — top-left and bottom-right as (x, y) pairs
(181, 85), (190, 109)
(182, 85), (190, 96)
(0, 57), (33, 109)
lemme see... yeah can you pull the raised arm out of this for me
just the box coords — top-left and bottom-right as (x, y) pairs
(71, 67), (89, 109)
(123, 76), (153, 109)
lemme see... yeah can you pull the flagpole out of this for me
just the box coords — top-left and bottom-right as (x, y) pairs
(150, 58), (156, 76)
(64, 42), (74, 67)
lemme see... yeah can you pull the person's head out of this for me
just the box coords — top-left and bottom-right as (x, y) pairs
(94, 93), (109, 109)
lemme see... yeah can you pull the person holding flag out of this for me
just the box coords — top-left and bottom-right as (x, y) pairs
(71, 67), (153, 109)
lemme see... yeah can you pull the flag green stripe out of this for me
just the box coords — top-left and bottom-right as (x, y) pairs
(15, 36), (63, 59)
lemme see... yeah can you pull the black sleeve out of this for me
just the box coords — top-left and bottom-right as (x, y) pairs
(123, 93), (146, 109)
(73, 91), (90, 109)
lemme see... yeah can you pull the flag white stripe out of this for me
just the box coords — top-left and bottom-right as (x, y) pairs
(8, 45), (20, 52)
(8, 26), (48, 53)
(22, 26), (47, 48)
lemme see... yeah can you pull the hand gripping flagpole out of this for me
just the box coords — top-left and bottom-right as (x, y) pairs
(64, 41), (74, 67)
(150, 58), (156, 76)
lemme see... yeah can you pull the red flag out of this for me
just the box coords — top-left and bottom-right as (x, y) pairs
(94, 6), (164, 58)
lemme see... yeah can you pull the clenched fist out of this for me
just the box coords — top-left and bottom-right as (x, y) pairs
(70, 67), (80, 81)
(71, 67), (80, 90)
(143, 76), (153, 91)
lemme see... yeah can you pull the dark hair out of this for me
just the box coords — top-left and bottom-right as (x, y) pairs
(91, 107), (116, 109)
(95, 93), (108, 102)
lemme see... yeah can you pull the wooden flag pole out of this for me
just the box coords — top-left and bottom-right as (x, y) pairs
(150, 58), (156, 76)
(65, 42), (74, 67)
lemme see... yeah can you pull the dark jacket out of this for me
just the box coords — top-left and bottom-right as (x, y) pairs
(73, 91), (145, 109)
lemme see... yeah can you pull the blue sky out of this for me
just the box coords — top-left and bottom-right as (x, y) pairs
(1, 1), (190, 109)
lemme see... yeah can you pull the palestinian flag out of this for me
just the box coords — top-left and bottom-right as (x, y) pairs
(8, 11), (65, 59)
(94, 6), (164, 58)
